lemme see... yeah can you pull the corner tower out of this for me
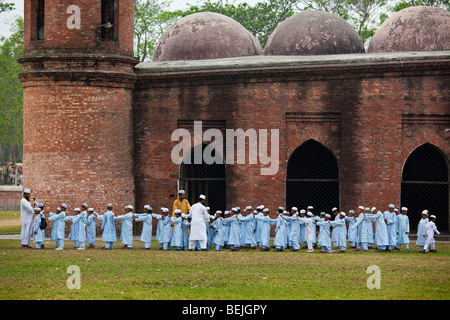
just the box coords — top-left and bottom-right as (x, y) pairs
(19, 0), (138, 211)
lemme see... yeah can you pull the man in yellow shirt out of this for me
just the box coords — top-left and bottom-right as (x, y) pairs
(173, 190), (191, 218)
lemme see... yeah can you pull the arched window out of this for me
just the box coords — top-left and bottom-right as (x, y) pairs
(179, 144), (226, 213)
(286, 140), (340, 214)
(101, 0), (116, 40)
(401, 143), (449, 231)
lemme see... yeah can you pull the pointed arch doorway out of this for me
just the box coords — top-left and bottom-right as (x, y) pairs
(401, 143), (449, 231)
(286, 140), (340, 214)
(178, 144), (226, 213)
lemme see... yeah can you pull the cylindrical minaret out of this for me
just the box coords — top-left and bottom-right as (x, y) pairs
(19, 0), (138, 218)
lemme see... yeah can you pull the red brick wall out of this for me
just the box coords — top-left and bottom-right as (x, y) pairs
(24, 0), (134, 57)
(20, 0), (137, 235)
(134, 59), (450, 225)
(0, 189), (22, 211)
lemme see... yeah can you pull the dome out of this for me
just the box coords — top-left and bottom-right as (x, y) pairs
(368, 6), (450, 53)
(153, 12), (263, 62)
(264, 11), (365, 56)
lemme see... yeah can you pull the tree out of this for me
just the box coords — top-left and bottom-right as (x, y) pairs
(182, 0), (300, 48)
(0, 17), (24, 163)
(134, 0), (182, 61)
(0, 1), (14, 13)
(390, 0), (450, 11)
(299, 0), (388, 46)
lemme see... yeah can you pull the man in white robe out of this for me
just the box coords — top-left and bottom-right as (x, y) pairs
(188, 195), (210, 250)
(423, 215), (440, 253)
(299, 212), (315, 252)
(20, 189), (34, 248)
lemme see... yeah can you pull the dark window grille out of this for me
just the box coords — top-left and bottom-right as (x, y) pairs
(101, 0), (115, 41)
(36, 0), (45, 40)
(401, 143), (449, 231)
(179, 144), (226, 214)
(286, 139), (340, 214)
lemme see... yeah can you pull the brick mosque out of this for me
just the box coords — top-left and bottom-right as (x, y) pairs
(19, 1), (449, 233)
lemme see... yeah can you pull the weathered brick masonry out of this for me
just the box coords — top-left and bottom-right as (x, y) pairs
(19, 1), (449, 236)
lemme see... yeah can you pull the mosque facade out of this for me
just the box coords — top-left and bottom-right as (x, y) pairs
(19, 1), (449, 233)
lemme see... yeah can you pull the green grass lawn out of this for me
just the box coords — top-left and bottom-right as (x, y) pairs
(0, 239), (449, 300)
(0, 211), (21, 233)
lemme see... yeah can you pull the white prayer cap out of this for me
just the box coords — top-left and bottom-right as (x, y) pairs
(82, 203), (88, 208)
(216, 210), (222, 214)
(125, 205), (133, 210)
(349, 210), (355, 214)
(107, 203), (113, 207)
(61, 203), (67, 209)
(358, 206), (364, 210)
(178, 190), (185, 194)
(300, 209), (306, 214)
(256, 205), (263, 210)
(162, 208), (169, 213)
(144, 205), (150, 209)
(401, 207), (408, 211)
(57, 207), (61, 211)
(389, 204), (395, 209)
(224, 211), (230, 215)
(205, 207), (210, 211)
(199, 194), (206, 200)
(236, 207), (241, 211)
(210, 215), (215, 219)
(24, 188), (31, 194)
(371, 207), (377, 213)
(231, 207), (237, 212)
(74, 208), (81, 212)
(283, 211), (289, 214)
(34, 207), (41, 212)
(174, 209), (182, 214)
(253, 210), (258, 214)
(88, 208), (94, 212)
(307, 206), (313, 210)
(422, 210), (429, 215)
(394, 208), (398, 212)
(332, 207), (338, 211)
(263, 208), (269, 212)
(340, 212), (346, 217)
(430, 215), (436, 219)
(291, 207), (298, 212)
(325, 214), (331, 218)
(245, 206), (252, 210)
(278, 206), (284, 211)
(307, 212), (313, 217)
(160, 207), (165, 211)
(37, 203), (44, 208)
(364, 207), (370, 211)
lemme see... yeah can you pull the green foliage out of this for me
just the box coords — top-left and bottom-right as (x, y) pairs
(299, 0), (388, 46)
(134, 0), (183, 61)
(0, 17), (24, 158)
(391, 0), (450, 11)
(0, 1), (14, 13)
(182, 0), (299, 48)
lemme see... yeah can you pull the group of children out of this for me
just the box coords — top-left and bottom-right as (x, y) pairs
(29, 200), (441, 254)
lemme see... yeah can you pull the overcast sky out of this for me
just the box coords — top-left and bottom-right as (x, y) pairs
(0, 0), (262, 39)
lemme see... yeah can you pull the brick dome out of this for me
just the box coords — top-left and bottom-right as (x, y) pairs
(368, 6), (450, 53)
(153, 12), (263, 61)
(264, 11), (364, 56)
